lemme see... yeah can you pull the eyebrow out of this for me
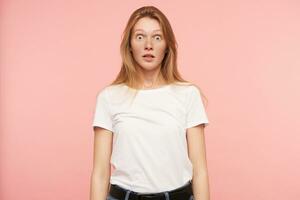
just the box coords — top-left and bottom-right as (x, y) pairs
(133, 29), (162, 33)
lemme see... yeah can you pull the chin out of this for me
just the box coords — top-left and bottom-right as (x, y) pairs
(136, 62), (158, 69)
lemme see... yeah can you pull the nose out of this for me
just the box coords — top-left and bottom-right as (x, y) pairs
(144, 38), (153, 50)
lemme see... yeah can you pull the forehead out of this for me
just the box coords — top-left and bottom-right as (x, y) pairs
(132, 17), (162, 33)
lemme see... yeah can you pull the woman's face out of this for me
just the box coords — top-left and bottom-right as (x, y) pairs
(130, 17), (167, 71)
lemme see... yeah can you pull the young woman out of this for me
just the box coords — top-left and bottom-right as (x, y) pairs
(90, 6), (210, 200)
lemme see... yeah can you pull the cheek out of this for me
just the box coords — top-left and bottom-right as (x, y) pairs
(157, 47), (167, 57)
(131, 42), (142, 54)
(157, 42), (167, 54)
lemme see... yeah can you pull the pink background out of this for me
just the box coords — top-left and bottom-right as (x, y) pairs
(1, 0), (300, 200)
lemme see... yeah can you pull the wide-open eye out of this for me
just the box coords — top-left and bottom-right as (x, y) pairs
(154, 35), (162, 40)
(136, 34), (143, 40)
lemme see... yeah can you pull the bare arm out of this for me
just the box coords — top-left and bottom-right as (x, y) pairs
(89, 127), (113, 200)
(186, 124), (210, 200)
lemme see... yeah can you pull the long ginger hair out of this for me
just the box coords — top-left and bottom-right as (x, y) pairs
(107, 6), (208, 107)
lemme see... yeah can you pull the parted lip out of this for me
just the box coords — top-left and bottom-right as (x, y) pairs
(143, 53), (155, 57)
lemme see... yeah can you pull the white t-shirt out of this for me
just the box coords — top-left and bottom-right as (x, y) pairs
(92, 83), (209, 193)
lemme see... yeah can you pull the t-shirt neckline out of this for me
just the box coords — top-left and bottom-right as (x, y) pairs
(123, 84), (171, 92)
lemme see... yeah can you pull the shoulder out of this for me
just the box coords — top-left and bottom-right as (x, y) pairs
(96, 83), (134, 105)
(173, 82), (207, 105)
(96, 83), (125, 96)
(171, 81), (202, 94)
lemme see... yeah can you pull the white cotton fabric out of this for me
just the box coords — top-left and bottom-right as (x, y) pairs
(92, 83), (209, 193)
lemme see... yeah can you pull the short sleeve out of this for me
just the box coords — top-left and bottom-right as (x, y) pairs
(92, 88), (113, 132)
(185, 86), (209, 129)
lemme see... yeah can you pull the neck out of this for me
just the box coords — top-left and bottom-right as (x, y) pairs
(137, 68), (165, 89)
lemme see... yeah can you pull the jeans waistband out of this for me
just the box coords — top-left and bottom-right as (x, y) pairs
(109, 180), (193, 200)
